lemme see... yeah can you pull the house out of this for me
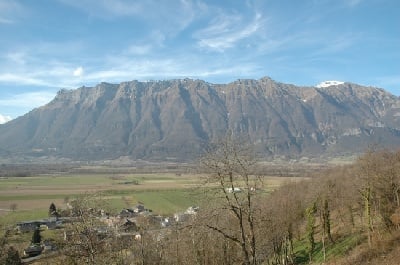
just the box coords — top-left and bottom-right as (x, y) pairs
(161, 217), (173, 227)
(16, 221), (41, 233)
(174, 213), (190, 223)
(42, 239), (57, 252)
(17, 218), (62, 233)
(133, 204), (145, 213)
(120, 219), (138, 232)
(185, 206), (199, 215)
(226, 187), (242, 193)
(23, 244), (42, 257)
(41, 219), (61, 230)
(118, 208), (136, 218)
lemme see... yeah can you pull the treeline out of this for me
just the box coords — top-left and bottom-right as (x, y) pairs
(0, 163), (76, 177)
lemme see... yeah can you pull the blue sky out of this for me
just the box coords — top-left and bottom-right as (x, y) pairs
(0, 0), (399, 122)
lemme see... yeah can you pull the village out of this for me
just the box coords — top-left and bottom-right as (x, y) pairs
(14, 200), (200, 263)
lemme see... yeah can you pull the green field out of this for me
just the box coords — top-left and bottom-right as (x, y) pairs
(0, 171), (298, 225)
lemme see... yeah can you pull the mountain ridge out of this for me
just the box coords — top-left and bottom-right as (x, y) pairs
(1, 77), (399, 162)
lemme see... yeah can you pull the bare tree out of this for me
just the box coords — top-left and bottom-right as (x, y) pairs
(0, 225), (22, 265)
(261, 180), (307, 265)
(61, 192), (115, 265)
(199, 136), (262, 265)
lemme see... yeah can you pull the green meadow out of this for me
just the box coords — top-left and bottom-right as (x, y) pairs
(0, 171), (297, 225)
(0, 172), (205, 224)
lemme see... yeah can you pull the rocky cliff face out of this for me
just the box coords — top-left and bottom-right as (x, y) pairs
(1, 77), (400, 161)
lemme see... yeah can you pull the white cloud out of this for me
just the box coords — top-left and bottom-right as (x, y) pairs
(0, 53), (88, 88)
(58, 0), (199, 39)
(73, 66), (84, 77)
(194, 12), (263, 51)
(82, 53), (259, 83)
(0, 114), (12, 124)
(0, 91), (56, 108)
(0, 91), (57, 119)
(5, 52), (27, 65)
(0, 73), (50, 86)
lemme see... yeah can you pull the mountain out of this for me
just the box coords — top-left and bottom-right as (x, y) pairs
(1, 77), (400, 162)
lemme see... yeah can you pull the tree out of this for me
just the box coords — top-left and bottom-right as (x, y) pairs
(355, 149), (379, 248)
(261, 180), (307, 265)
(369, 150), (400, 227)
(61, 192), (122, 265)
(199, 136), (261, 265)
(49, 202), (58, 217)
(32, 227), (41, 244)
(5, 246), (22, 265)
(305, 202), (317, 262)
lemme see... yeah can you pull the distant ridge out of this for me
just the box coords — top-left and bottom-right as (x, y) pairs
(0, 77), (400, 162)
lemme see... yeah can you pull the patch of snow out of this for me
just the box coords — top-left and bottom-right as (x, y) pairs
(316, 80), (344, 88)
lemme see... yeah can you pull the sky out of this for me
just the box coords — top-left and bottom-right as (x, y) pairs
(0, 0), (399, 122)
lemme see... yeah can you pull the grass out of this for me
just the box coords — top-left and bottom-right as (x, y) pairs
(103, 188), (201, 215)
(0, 194), (77, 201)
(0, 171), (293, 226)
(0, 209), (48, 226)
(0, 172), (205, 225)
(131, 189), (200, 215)
(293, 233), (364, 264)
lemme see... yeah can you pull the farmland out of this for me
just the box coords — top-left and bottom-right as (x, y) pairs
(0, 168), (301, 224)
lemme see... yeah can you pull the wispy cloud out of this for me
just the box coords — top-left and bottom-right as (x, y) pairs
(0, 42), (90, 88)
(0, 73), (50, 86)
(194, 12), (264, 51)
(84, 53), (259, 83)
(58, 0), (198, 37)
(5, 52), (27, 65)
(0, 90), (57, 119)
(0, 42), (258, 89)
(0, 91), (56, 108)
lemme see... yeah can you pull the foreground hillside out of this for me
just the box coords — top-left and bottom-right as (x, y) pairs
(0, 77), (400, 161)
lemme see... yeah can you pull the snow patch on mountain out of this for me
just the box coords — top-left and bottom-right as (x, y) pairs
(316, 81), (344, 88)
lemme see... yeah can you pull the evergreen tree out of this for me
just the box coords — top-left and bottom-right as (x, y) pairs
(49, 202), (57, 217)
(31, 228), (41, 244)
